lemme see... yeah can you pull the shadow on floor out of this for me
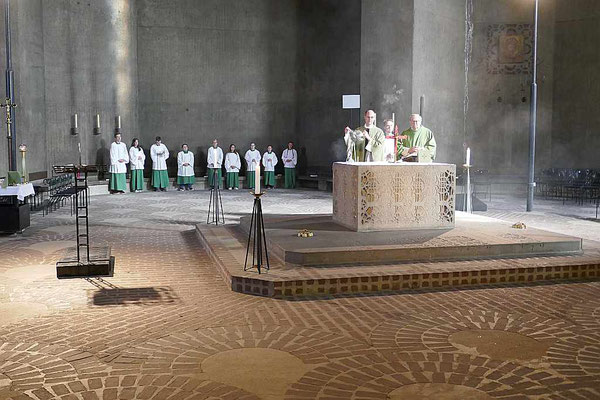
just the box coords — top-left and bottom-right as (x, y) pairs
(90, 286), (180, 306)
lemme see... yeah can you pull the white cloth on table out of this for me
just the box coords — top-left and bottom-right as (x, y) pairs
(0, 183), (35, 201)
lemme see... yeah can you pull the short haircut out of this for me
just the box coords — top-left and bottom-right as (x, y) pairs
(365, 109), (376, 115)
(181, 143), (188, 148)
(410, 114), (422, 121)
(383, 119), (393, 125)
(250, 142), (256, 146)
(114, 132), (121, 138)
(155, 136), (162, 141)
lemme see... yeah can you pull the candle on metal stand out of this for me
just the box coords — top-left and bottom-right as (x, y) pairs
(74, 113), (78, 129)
(254, 163), (260, 195)
(466, 147), (471, 166)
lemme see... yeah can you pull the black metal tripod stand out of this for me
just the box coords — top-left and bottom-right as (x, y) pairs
(244, 193), (270, 274)
(207, 168), (225, 225)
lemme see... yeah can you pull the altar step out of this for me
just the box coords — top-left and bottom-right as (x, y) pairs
(196, 214), (600, 298)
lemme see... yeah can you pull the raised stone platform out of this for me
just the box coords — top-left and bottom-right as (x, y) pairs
(239, 214), (582, 266)
(197, 213), (600, 298)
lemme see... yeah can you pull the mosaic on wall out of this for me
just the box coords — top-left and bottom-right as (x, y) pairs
(487, 24), (533, 74)
(333, 163), (456, 231)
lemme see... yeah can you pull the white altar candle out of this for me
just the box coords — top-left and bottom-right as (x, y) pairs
(117, 115), (121, 129)
(255, 163), (260, 195)
(466, 147), (471, 166)
(392, 112), (395, 128)
(74, 113), (78, 129)
(95, 114), (100, 128)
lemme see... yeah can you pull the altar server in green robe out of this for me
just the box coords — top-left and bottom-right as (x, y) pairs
(262, 145), (278, 189)
(244, 143), (261, 189)
(397, 114), (437, 163)
(282, 141), (297, 188)
(225, 144), (241, 190)
(129, 138), (145, 192)
(109, 133), (129, 193)
(150, 136), (170, 191)
(207, 139), (223, 189)
(177, 143), (195, 191)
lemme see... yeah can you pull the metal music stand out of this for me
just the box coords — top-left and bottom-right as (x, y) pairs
(53, 164), (112, 277)
(207, 168), (225, 225)
(244, 192), (270, 274)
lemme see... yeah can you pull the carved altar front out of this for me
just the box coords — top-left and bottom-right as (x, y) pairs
(333, 162), (456, 231)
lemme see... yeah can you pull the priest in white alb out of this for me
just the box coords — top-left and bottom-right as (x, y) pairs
(282, 141), (297, 188)
(129, 138), (145, 192)
(207, 139), (224, 189)
(244, 142), (261, 189)
(150, 136), (170, 191)
(177, 143), (195, 191)
(224, 144), (241, 190)
(262, 145), (278, 189)
(109, 132), (129, 194)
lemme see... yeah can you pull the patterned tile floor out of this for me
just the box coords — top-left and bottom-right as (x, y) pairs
(0, 189), (599, 399)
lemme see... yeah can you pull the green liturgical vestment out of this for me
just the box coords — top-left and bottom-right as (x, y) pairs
(397, 126), (437, 163)
(357, 126), (386, 162)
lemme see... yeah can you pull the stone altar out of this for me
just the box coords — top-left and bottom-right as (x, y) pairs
(333, 162), (456, 231)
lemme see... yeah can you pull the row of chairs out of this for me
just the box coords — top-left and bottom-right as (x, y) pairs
(535, 168), (600, 205)
(40, 174), (79, 215)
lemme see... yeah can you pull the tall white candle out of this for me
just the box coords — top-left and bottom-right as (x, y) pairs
(255, 163), (260, 195)
(117, 115), (121, 129)
(78, 142), (81, 153)
(392, 112), (395, 128)
(466, 147), (471, 166)
(95, 114), (100, 128)
(74, 113), (78, 129)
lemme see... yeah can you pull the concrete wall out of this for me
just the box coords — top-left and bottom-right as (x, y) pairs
(466, 0), (555, 176)
(296, 0), (361, 170)
(360, 0), (413, 129)
(1, 0), (598, 180)
(137, 0), (298, 176)
(551, 0), (600, 168)
(0, 0), (139, 178)
(411, 0), (466, 167)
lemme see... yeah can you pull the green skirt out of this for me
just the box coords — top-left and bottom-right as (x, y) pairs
(207, 168), (222, 188)
(177, 175), (195, 185)
(264, 171), (275, 187)
(246, 171), (255, 188)
(226, 172), (239, 188)
(284, 167), (296, 188)
(130, 169), (144, 191)
(152, 170), (169, 188)
(109, 173), (126, 191)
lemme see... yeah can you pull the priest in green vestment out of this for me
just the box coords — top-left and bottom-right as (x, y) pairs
(397, 114), (437, 163)
(344, 110), (385, 162)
